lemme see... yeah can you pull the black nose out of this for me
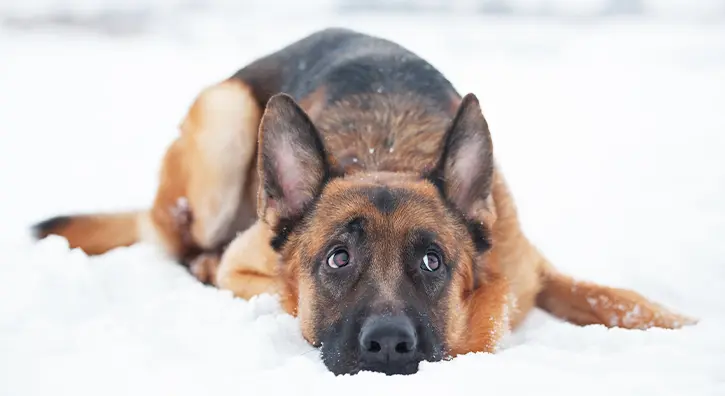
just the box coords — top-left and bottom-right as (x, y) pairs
(359, 315), (418, 374)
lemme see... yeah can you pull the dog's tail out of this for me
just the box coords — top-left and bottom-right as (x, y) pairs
(535, 258), (697, 330)
(31, 211), (147, 255)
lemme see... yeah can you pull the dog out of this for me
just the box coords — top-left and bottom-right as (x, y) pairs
(32, 27), (696, 376)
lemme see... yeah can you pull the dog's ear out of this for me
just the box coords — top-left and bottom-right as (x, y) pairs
(429, 93), (494, 218)
(257, 93), (329, 222)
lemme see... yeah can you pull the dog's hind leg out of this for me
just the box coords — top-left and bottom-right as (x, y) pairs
(32, 78), (263, 268)
(166, 78), (262, 253)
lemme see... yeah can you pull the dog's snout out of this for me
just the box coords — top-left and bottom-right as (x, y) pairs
(358, 315), (418, 374)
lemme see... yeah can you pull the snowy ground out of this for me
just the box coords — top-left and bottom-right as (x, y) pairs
(1, 12), (724, 396)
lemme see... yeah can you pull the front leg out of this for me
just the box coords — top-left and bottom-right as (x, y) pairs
(186, 252), (222, 286)
(215, 220), (282, 300)
(536, 271), (698, 329)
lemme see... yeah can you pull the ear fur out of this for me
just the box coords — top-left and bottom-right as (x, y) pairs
(256, 93), (330, 223)
(428, 93), (494, 219)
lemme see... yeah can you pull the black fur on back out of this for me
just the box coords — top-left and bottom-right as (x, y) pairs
(232, 28), (459, 114)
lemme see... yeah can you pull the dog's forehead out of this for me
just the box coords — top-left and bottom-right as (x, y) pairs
(315, 175), (448, 231)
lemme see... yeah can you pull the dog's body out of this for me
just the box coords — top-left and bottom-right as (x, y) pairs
(33, 28), (695, 375)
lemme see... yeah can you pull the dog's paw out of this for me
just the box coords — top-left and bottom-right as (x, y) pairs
(647, 309), (699, 329)
(586, 287), (698, 330)
(188, 253), (220, 286)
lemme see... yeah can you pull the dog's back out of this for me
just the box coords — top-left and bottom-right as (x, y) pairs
(234, 28), (462, 176)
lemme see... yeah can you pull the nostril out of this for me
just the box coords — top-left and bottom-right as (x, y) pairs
(368, 341), (381, 353)
(359, 315), (418, 364)
(395, 341), (411, 354)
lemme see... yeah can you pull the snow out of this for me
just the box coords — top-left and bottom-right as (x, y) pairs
(1, 10), (725, 396)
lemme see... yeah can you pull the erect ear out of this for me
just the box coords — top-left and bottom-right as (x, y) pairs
(257, 93), (330, 223)
(429, 93), (494, 219)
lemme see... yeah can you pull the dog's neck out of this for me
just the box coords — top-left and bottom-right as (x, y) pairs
(308, 93), (456, 175)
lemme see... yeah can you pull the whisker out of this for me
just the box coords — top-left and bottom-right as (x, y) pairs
(296, 348), (320, 357)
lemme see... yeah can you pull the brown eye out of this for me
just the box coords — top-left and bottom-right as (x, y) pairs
(421, 251), (441, 272)
(327, 249), (350, 269)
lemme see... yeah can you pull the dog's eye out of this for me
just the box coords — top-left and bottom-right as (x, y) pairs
(327, 249), (350, 269)
(421, 251), (441, 272)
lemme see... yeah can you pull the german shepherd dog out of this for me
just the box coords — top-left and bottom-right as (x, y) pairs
(32, 28), (696, 376)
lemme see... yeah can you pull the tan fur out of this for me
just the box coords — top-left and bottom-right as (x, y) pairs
(33, 211), (142, 255)
(488, 169), (547, 329)
(314, 94), (452, 174)
(449, 252), (511, 356)
(536, 267), (696, 329)
(161, 78), (261, 252)
(215, 220), (281, 300)
(188, 253), (221, 285)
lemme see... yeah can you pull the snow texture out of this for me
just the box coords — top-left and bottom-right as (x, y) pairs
(1, 9), (725, 396)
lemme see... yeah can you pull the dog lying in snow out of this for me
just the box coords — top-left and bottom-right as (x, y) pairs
(32, 27), (697, 376)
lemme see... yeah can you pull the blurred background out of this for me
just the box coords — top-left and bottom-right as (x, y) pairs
(1, 0), (723, 36)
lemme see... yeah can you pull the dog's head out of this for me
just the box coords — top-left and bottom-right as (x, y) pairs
(256, 93), (505, 375)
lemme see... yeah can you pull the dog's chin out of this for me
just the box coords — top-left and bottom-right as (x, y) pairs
(321, 347), (441, 376)
(324, 359), (422, 376)
(319, 345), (358, 376)
(359, 361), (422, 376)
